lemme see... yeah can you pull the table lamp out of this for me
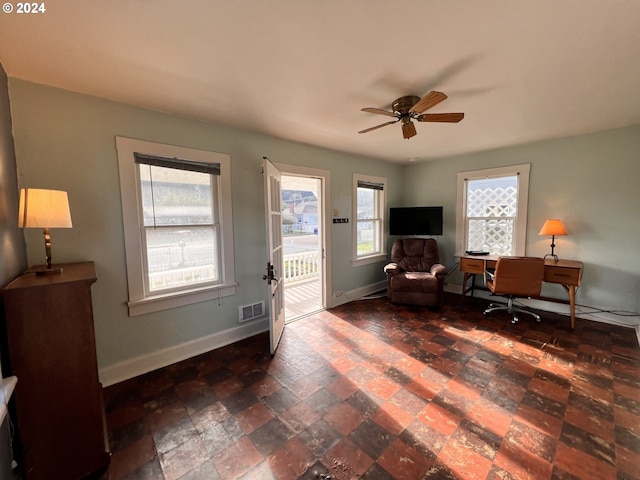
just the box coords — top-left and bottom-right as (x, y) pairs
(538, 218), (567, 262)
(18, 188), (73, 274)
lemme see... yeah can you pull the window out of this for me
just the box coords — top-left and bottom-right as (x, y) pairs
(456, 164), (530, 256)
(352, 174), (387, 265)
(116, 137), (236, 316)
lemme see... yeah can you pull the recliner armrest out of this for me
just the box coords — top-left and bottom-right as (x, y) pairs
(384, 263), (401, 276)
(430, 263), (448, 277)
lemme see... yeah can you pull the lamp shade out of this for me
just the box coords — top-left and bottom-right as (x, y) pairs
(18, 188), (72, 228)
(538, 219), (567, 236)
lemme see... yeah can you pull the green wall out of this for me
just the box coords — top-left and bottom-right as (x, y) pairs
(8, 78), (639, 376)
(403, 126), (640, 316)
(8, 79), (403, 372)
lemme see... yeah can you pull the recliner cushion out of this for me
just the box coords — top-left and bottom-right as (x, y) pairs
(391, 238), (440, 272)
(390, 272), (438, 293)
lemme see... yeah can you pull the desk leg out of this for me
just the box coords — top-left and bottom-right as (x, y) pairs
(462, 272), (476, 299)
(462, 273), (469, 299)
(562, 285), (576, 330)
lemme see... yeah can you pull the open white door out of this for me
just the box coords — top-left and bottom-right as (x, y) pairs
(263, 158), (285, 354)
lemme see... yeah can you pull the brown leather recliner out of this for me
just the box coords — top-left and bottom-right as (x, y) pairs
(384, 238), (448, 307)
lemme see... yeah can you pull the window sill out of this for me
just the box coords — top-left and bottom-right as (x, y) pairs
(352, 253), (388, 267)
(127, 283), (237, 316)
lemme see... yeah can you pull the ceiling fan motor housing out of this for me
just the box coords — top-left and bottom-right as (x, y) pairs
(392, 96), (421, 114)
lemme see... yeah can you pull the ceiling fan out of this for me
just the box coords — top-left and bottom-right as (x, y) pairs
(359, 91), (464, 139)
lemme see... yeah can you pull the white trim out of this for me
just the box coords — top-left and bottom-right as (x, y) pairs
(444, 282), (640, 340)
(455, 163), (530, 257)
(127, 282), (238, 316)
(351, 253), (388, 267)
(331, 280), (387, 308)
(115, 136), (236, 316)
(99, 318), (268, 387)
(276, 163), (331, 312)
(352, 173), (387, 265)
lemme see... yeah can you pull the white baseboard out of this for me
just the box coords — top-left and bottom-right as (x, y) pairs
(445, 283), (640, 343)
(101, 279), (385, 387)
(331, 280), (387, 308)
(99, 318), (268, 387)
(100, 282), (638, 388)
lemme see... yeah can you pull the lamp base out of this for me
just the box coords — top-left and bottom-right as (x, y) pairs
(544, 234), (560, 262)
(35, 266), (64, 275)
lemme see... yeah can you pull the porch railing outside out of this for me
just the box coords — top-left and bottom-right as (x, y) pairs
(146, 237), (320, 288)
(149, 265), (216, 291)
(283, 238), (320, 284)
(283, 250), (320, 284)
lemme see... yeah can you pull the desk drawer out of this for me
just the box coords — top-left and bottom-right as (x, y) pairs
(544, 266), (581, 285)
(460, 257), (486, 274)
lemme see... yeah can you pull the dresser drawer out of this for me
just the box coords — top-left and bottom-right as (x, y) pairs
(544, 266), (581, 285)
(460, 257), (486, 274)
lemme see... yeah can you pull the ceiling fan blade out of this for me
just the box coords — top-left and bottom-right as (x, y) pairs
(402, 122), (417, 139)
(410, 91), (447, 113)
(358, 120), (398, 134)
(416, 112), (464, 123)
(361, 107), (397, 118)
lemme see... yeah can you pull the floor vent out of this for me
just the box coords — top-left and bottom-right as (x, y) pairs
(239, 301), (265, 323)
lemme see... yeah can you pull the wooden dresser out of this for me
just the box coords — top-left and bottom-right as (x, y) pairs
(2, 262), (109, 479)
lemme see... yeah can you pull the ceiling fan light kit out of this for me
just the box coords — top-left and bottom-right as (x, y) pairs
(359, 90), (464, 139)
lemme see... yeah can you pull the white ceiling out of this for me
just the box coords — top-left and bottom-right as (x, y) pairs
(2, 0), (640, 163)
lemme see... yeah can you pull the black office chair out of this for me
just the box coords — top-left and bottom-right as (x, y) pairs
(483, 256), (545, 324)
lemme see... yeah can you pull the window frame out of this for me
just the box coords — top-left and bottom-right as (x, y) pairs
(352, 173), (387, 266)
(135, 154), (221, 296)
(455, 163), (530, 257)
(116, 137), (236, 316)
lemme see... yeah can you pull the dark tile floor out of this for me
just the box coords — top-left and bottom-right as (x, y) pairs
(99, 294), (640, 479)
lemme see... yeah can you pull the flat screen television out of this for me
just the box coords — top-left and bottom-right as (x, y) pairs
(389, 206), (443, 236)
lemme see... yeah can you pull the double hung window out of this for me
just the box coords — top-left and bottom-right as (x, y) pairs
(116, 137), (235, 316)
(135, 153), (221, 293)
(456, 164), (530, 256)
(352, 174), (387, 265)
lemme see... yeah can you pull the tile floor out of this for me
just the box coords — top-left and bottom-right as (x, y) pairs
(99, 294), (640, 480)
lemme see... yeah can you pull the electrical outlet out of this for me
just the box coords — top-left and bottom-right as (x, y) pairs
(333, 209), (339, 217)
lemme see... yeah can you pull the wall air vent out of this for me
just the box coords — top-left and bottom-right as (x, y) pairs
(239, 301), (265, 323)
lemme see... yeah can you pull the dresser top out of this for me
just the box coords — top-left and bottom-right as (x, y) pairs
(4, 261), (96, 290)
